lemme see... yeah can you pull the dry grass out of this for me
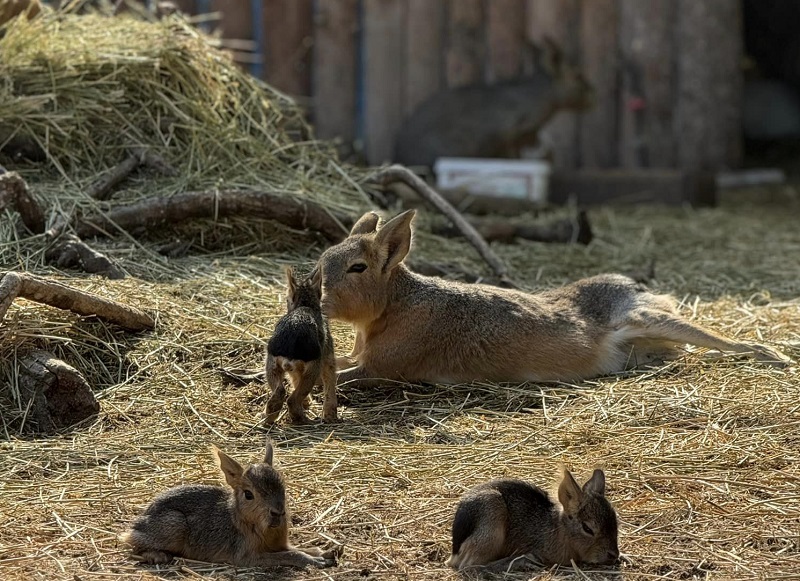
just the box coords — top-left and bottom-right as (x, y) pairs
(2, 6), (800, 581)
(1, 191), (799, 581)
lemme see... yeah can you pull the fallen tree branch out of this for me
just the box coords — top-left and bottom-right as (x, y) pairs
(45, 234), (126, 279)
(0, 171), (46, 233)
(88, 153), (142, 200)
(74, 189), (351, 243)
(432, 210), (593, 245)
(368, 165), (514, 286)
(0, 271), (154, 331)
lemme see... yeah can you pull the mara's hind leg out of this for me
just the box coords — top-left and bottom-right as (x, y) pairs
(320, 357), (338, 423)
(627, 308), (792, 366)
(287, 361), (321, 424)
(447, 495), (508, 570)
(123, 511), (188, 564)
(264, 355), (288, 424)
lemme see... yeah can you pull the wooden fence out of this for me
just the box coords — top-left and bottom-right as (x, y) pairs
(172, 0), (743, 171)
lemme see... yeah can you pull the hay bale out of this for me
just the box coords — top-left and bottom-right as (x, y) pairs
(0, 7), (371, 219)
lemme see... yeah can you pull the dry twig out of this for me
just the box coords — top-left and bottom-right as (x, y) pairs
(369, 165), (514, 286)
(0, 271), (154, 331)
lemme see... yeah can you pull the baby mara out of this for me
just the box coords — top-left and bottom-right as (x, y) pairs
(265, 267), (337, 424)
(318, 210), (791, 387)
(449, 468), (618, 573)
(121, 440), (339, 569)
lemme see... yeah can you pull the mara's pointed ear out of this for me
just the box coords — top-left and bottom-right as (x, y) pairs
(583, 468), (606, 496)
(264, 440), (275, 466)
(558, 466), (584, 515)
(285, 266), (297, 297)
(375, 209), (415, 272)
(350, 211), (380, 236)
(213, 446), (244, 488)
(539, 36), (563, 75)
(309, 265), (323, 295)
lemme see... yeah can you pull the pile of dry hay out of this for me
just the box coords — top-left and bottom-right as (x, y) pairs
(2, 8), (800, 581)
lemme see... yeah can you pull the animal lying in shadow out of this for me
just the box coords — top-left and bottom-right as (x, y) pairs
(448, 468), (619, 573)
(316, 209), (792, 387)
(265, 267), (337, 424)
(120, 440), (341, 569)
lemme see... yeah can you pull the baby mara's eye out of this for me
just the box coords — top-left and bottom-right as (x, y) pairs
(244, 490), (254, 500)
(581, 522), (595, 536)
(347, 263), (367, 273)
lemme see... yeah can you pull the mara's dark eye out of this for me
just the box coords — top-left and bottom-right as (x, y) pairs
(581, 522), (595, 536)
(347, 263), (367, 273)
(244, 490), (254, 500)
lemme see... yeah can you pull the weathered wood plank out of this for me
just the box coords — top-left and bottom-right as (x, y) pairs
(445, 0), (484, 87)
(675, 0), (743, 170)
(526, 0), (581, 169)
(262, 0), (313, 96)
(363, 0), (407, 164)
(210, 0), (252, 41)
(579, 0), (619, 168)
(487, 0), (526, 82)
(312, 0), (359, 143)
(405, 0), (446, 115)
(619, 0), (676, 168)
(549, 169), (717, 207)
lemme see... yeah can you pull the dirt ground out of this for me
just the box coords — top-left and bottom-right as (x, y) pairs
(1, 186), (799, 581)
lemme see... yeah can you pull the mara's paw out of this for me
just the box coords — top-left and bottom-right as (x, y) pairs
(135, 550), (173, 565)
(748, 343), (793, 367)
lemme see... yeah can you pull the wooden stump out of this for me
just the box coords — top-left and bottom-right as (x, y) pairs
(17, 351), (100, 434)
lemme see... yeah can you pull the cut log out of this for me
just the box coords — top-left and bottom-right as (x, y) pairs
(73, 189), (351, 243)
(432, 211), (592, 245)
(0, 271), (155, 331)
(17, 350), (100, 434)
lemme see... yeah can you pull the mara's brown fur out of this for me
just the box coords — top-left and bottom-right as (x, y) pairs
(265, 267), (337, 424)
(318, 210), (792, 387)
(120, 441), (340, 569)
(447, 468), (619, 572)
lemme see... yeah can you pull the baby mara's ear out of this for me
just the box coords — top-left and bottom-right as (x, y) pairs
(557, 466), (584, 515)
(213, 446), (244, 488)
(284, 266), (297, 298)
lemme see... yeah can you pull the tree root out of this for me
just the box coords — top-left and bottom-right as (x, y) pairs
(74, 189), (351, 243)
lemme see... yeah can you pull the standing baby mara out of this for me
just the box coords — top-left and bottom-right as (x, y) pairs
(265, 267), (337, 424)
(121, 441), (340, 569)
(319, 210), (792, 387)
(448, 468), (619, 572)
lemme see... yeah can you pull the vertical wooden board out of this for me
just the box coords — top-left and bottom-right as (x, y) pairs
(487, 0), (526, 82)
(363, 0), (407, 164)
(675, 0), (742, 170)
(405, 0), (445, 116)
(262, 0), (313, 96)
(445, 0), (484, 87)
(172, 0), (196, 15)
(618, 0), (676, 168)
(312, 0), (359, 143)
(579, 0), (618, 168)
(526, 0), (580, 169)
(210, 0), (252, 41)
